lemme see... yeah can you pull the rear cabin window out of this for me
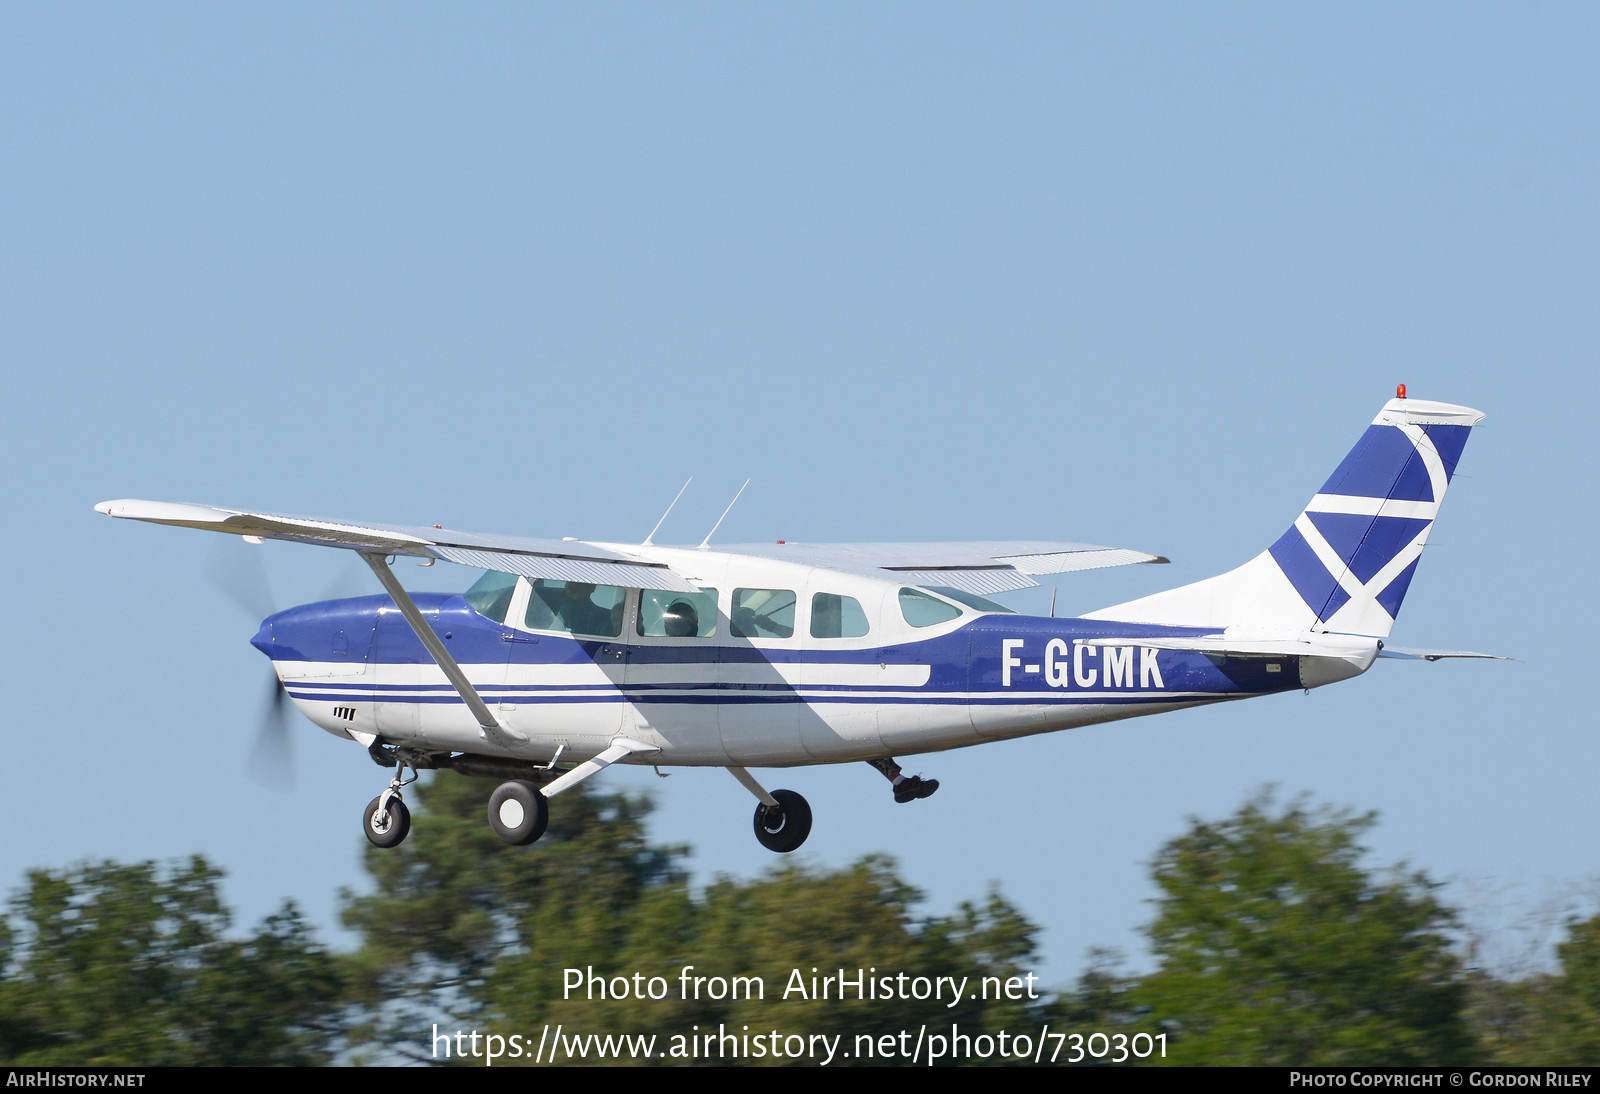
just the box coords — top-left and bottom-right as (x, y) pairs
(731, 588), (796, 639)
(524, 579), (626, 637)
(463, 571), (517, 624)
(899, 587), (963, 628)
(638, 588), (718, 638)
(810, 592), (870, 639)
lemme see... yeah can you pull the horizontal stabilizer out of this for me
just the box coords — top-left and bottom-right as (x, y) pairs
(1376, 645), (1509, 661)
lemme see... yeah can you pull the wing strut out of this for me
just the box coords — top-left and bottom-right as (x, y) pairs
(539, 737), (661, 798)
(359, 551), (529, 748)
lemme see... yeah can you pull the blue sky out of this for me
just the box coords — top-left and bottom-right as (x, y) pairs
(4, 4), (1597, 985)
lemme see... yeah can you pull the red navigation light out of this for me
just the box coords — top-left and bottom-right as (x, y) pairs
(1397, 384), (1407, 399)
(776, 540), (786, 544)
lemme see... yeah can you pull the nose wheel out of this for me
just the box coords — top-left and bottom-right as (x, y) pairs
(363, 760), (417, 848)
(364, 794), (411, 848)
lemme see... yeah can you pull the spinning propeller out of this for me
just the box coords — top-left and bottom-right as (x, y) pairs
(204, 541), (364, 791)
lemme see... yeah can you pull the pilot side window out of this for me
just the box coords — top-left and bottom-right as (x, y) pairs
(638, 588), (718, 638)
(810, 592), (870, 639)
(524, 579), (626, 638)
(463, 570), (518, 625)
(731, 588), (796, 639)
(899, 587), (963, 628)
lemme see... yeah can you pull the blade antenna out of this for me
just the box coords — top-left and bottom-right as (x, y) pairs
(643, 477), (692, 546)
(1050, 586), (1058, 618)
(699, 479), (749, 550)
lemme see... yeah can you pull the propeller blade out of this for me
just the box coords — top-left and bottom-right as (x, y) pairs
(247, 672), (295, 791)
(204, 539), (277, 621)
(317, 555), (369, 603)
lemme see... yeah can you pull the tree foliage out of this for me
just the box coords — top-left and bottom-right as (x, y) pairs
(0, 857), (342, 1065)
(1134, 789), (1471, 1065)
(13, 778), (1600, 1066)
(1477, 912), (1600, 1065)
(341, 773), (1048, 1064)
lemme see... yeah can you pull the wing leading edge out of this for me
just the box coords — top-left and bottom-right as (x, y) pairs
(94, 499), (698, 591)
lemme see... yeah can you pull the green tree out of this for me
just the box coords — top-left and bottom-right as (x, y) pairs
(1134, 789), (1470, 1066)
(340, 771), (687, 1056)
(0, 857), (343, 1065)
(1550, 914), (1600, 1059)
(1484, 912), (1600, 1064)
(1047, 947), (1143, 1032)
(342, 773), (1052, 1065)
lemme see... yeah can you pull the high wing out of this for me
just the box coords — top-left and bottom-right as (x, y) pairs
(704, 540), (1168, 595)
(95, 501), (1164, 596)
(94, 499), (697, 591)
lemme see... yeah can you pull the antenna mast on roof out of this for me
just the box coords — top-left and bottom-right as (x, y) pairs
(699, 479), (749, 550)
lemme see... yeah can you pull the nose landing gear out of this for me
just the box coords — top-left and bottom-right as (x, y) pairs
(363, 759), (417, 848)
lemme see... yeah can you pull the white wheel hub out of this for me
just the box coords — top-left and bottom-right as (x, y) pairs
(499, 799), (526, 828)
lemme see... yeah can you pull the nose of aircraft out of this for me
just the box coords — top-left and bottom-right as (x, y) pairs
(247, 595), (386, 662)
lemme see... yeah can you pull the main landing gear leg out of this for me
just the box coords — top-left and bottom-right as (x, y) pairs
(364, 760), (417, 848)
(866, 757), (940, 804)
(728, 767), (812, 853)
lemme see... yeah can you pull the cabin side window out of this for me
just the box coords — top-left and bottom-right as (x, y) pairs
(898, 587), (963, 628)
(810, 592), (870, 639)
(524, 579), (626, 637)
(463, 570), (518, 624)
(731, 588), (796, 639)
(638, 588), (719, 638)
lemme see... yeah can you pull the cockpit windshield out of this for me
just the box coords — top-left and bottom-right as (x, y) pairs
(463, 570), (517, 624)
(899, 588), (963, 628)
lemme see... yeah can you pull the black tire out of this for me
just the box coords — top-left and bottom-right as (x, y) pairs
(487, 780), (549, 846)
(364, 795), (411, 848)
(753, 789), (812, 853)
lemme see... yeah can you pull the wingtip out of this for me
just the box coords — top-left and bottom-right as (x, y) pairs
(93, 499), (232, 524)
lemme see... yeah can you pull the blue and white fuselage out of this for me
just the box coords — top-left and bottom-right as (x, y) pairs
(252, 552), (1356, 770)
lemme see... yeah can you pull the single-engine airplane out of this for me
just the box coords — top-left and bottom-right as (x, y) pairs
(97, 391), (1495, 853)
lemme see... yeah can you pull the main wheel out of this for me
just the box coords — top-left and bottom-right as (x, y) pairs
(488, 780), (549, 846)
(364, 795), (411, 848)
(752, 789), (812, 853)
